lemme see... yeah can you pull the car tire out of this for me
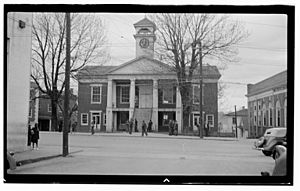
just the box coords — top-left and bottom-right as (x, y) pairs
(262, 150), (272, 156)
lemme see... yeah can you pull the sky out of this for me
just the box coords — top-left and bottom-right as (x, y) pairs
(97, 13), (287, 113)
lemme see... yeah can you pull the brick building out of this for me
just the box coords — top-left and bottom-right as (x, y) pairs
(28, 81), (78, 132)
(37, 91), (77, 132)
(77, 17), (221, 135)
(246, 70), (287, 138)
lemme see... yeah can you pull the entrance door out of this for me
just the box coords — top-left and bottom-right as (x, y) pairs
(91, 112), (101, 131)
(193, 114), (200, 131)
(117, 111), (129, 131)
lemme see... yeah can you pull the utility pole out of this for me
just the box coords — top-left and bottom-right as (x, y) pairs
(63, 12), (71, 157)
(199, 41), (204, 139)
(235, 105), (238, 139)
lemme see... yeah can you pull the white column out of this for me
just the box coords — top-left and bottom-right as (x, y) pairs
(129, 79), (135, 119)
(152, 79), (158, 131)
(176, 86), (182, 134)
(107, 80), (112, 108)
(106, 80), (113, 132)
(112, 81), (116, 108)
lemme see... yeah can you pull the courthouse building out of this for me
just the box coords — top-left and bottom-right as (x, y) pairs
(246, 70), (287, 138)
(77, 18), (221, 135)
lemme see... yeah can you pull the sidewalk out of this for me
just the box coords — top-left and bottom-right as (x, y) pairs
(12, 131), (242, 168)
(69, 131), (240, 141)
(13, 144), (82, 167)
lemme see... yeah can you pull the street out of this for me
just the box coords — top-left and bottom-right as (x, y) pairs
(10, 132), (274, 175)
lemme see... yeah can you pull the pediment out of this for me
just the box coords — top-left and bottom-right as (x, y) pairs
(107, 56), (174, 75)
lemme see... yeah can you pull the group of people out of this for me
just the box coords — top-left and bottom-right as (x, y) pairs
(168, 120), (178, 136)
(127, 118), (153, 136)
(28, 123), (40, 150)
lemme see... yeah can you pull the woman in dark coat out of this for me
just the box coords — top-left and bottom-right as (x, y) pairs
(31, 124), (39, 150)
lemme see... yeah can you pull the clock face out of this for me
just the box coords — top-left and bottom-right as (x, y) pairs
(139, 38), (149, 48)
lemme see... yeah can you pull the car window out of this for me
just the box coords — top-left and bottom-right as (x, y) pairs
(264, 128), (286, 137)
(274, 129), (286, 137)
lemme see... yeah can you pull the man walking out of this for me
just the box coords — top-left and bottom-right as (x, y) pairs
(141, 120), (148, 136)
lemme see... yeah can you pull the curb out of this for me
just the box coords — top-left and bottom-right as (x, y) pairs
(17, 154), (62, 166)
(16, 150), (83, 166)
(70, 132), (239, 141)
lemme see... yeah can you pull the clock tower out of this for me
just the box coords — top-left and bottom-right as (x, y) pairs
(133, 17), (156, 58)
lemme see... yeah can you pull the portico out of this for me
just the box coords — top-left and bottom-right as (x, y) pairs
(105, 73), (182, 133)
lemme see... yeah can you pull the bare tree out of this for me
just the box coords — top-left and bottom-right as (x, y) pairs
(31, 13), (108, 131)
(151, 13), (248, 133)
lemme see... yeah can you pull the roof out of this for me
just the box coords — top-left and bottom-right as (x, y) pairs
(225, 108), (248, 117)
(193, 65), (221, 79)
(247, 70), (287, 96)
(134, 17), (156, 28)
(78, 60), (221, 80)
(77, 65), (117, 79)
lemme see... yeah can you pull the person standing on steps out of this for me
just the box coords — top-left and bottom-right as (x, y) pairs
(141, 120), (148, 136)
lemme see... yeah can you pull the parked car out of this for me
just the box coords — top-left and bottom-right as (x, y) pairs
(261, 145), (287, 176)
(253, 127), (286, 156)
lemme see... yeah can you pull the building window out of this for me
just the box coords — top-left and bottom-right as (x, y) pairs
(91, 85), (102, 104)
(163, 114), (169, 126)
(276, 101), (281, 127)
(269, 108), (273, 127)
(120, 86), (130, 103)
(277, 110), (281, 127)
(262, 104), (267, 126)
(162, 86), (175, 104)
(193, 85), (204, 104)
(232, 117), (237, 125)
(48, 104), (51, 112)
(81, 113), (88, 126)
(284, 99), (287, 127)
(206, 114), (214, 127)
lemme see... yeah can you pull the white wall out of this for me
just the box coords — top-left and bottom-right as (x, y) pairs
(7, 12), (32, 152)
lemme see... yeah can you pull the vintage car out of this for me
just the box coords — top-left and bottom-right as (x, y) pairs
(253, 127), (286, 157)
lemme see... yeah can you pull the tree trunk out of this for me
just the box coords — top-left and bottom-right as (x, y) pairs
(51, 99), (58, 131)
(179, 82), (192, 135)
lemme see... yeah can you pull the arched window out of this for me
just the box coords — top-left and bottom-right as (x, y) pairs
(284, 99), (287, 127)
(269, 103), (273, 127)
(263, 104), (267, 126)
(276, 100), (281, 127)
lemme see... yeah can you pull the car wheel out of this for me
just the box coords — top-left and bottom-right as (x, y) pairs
(262, 150), (272, 156)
